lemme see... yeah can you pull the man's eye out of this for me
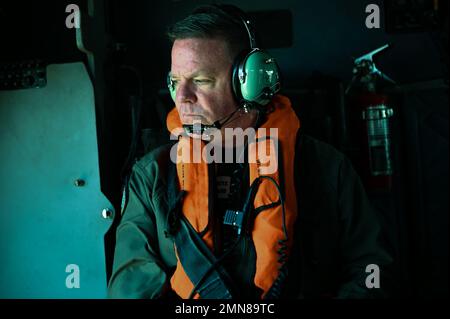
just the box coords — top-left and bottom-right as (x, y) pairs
(194, 79), (212, 84)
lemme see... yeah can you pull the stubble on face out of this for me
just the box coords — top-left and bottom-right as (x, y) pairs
(170, 38), (237, 125)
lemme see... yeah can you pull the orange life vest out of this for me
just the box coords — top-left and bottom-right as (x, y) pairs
(166, 95), (300, 298)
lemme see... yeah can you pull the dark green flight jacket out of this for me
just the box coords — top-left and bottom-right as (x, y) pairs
(108, 133), (394, 299)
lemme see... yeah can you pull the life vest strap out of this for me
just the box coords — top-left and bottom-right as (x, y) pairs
(173, 215), (234, 299)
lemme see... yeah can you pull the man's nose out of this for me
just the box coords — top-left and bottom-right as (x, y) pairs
(176, 81), (197, 104)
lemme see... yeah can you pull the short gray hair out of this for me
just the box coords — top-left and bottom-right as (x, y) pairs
(167, 4), (250, 60)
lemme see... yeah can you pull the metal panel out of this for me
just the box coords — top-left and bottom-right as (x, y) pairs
(0, 62), (113, 298)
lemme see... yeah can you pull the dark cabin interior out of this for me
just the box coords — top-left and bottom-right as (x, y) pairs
(0, 0), (448, 300)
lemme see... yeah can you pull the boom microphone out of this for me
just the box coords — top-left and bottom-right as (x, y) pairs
(182, 102), (252, 135)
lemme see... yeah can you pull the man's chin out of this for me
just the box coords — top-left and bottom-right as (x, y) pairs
(181, 114), (209, 123)
(182, 123), (220, 141)
(188, 132), (205, 140)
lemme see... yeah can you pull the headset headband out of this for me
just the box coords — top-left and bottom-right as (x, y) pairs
(214, 4), (257, 49)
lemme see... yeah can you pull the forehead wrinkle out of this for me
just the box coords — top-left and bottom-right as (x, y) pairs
(170, 69), (218, 79)
(170, 38), (232, 78)
(171, 55), (219, 78)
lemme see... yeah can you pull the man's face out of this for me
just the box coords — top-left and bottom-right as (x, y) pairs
(170, 38), (238, 126)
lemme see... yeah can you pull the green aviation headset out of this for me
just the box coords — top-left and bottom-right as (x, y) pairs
(167, 5), (281, 109)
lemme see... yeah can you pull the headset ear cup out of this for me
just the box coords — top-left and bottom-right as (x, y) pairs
(237, 49), (281, 106)
(167, 72), (177, 102)
(231, 50), (249, 102)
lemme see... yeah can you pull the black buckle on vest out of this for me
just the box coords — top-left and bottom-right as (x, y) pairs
(223, 210), (244, 235)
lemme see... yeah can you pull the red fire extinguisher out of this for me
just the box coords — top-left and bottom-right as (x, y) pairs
(346, 44), (395, 191)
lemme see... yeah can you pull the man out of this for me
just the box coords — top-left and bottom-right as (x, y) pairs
(108, 4), (393, 299)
